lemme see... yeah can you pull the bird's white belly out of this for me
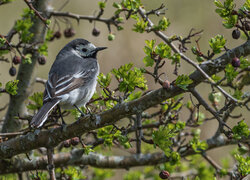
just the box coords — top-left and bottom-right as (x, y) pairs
(59, 79), (97, 109)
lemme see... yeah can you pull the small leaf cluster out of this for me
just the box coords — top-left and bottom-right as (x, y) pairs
(189, 131), (208, 153)
(232, 120), (250, 140)
(98, 73), (112, 88)
(132, 17), (148, 33)
(225, 64), (239, 83)
(175, 75), (193, 90)
(234, 154), (250, 176)
(14, 8), (35, 43)
(5, 80), (19, 95)
(92, 168), (114, 180)
(214, 0), (237, 29)
(152, 122), (185, 156)
(98, 1), (106, 9)
(143, 40), (179, 67)
(111, 63), (147, 92)
(209, 34), (226, 54)
(152, 17), (170, 31)
(27, 92), (43, 110)
(97, 125), (131, 148)
(0, 37), (6, 48)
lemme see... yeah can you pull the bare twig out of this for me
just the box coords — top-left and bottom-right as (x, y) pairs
(23, 0), (48, 27)
(47, 148), (56, 180)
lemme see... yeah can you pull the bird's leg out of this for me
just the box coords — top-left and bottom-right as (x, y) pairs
(74, 104), (85, 117)
(57, 105), (66, 125)
(86, 106), (92, 116)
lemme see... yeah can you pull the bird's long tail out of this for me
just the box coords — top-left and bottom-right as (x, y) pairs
(30, 99), (60, 128)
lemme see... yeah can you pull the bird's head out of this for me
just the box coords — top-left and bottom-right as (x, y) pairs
(66, 39), (107, 58)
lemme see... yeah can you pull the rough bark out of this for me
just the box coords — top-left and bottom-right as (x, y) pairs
(0, 136), (248, 174)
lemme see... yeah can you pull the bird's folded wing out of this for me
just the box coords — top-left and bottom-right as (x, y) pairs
(44, 70), (92, 102)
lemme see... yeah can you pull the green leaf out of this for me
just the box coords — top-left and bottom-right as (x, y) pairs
(189, 135), (208, 153)
(27, 92), (43, 110)
(23, 54), (32, 64)
(214, 0), (224, 8)
(111, 63), (147, 92)
(132, 18), (148, 33)
(38, 42), (48, 56)
(98, 1), (106, 9)
(5, 80), (19, 95)
(225, 64), (238, 83)
(175, 75), (193, 90)
(113, 2), (122, 9)
(143, 56), (154, 67)
(209, 35), (226, 54)
(98, 73), (112, 88)
(234, 154), (250, 176)
(152, 17), (170, 31)
(152, 122), (185, 156)
(232, 120), (250, 140)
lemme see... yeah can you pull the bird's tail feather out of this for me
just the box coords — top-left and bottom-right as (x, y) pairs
(30, 99), (60, 128)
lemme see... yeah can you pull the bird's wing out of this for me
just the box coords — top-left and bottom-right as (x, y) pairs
(43, 65), (97, 102)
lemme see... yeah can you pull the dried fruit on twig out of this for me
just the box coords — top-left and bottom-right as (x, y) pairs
(159, 170), (170, 179)
(64, 28), (76, 38)
(63, 139), (71, 148)
(232, 29), (241, 39)
(231, 57), (240, 67)
(9, 66), (16, 76)
(37, 56), (46, 65)
(54, 31), (62, 39)
(12, 56), (21, 65)
(70, 137), (80, 146)
(92, 28), (100, 37)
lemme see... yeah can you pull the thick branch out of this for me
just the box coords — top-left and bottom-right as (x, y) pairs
(0, 136), (248, 174)
(0, 40), (249, 159)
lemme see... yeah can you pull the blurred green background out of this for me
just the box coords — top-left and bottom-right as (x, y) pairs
(0, 0), (248, 179)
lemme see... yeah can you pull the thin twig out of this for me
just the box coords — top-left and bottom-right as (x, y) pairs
(47, 148), (56, 180)
(23, 0), (48, 27)
(138, 7), (238, 103)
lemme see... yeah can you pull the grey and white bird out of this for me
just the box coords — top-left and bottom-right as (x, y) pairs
(30, 38), (106, 128)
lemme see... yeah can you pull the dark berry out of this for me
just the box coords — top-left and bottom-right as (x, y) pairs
(244, 21), (250, 31)
(232, 29), (241, 39)
(231, 57), (240, 67)
(54, 31), (62, 39)
(12, 56), (21, 65)
(9, 66), (16, 76)
(64, 28), (76, 38)
(92, 28), (100, 37)
(70, 137), (80, 146)
(63, 140), (71, 148)
(159, 170), (170, 179)
(231, 10), (238, 15)
(37, 56), (46, 65)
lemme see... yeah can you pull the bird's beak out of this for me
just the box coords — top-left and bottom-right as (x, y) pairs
(95, 47), (107, 52)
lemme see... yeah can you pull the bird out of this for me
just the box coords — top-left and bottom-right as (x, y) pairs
(30, 38), (106, 128)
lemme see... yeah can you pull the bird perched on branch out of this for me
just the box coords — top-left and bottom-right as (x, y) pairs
(30, 38), (106, 128)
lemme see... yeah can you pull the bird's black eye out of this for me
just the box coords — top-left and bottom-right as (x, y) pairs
(82, 48), (87, 52)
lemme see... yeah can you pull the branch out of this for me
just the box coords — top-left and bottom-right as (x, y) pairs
(50, 11), (120, 27)
(23, 0), (48, 27)
(138, 7), (239, 103)
(0, 40), (249, 159)
(0, 136), (248, 174)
